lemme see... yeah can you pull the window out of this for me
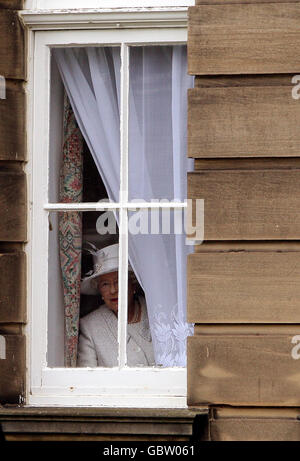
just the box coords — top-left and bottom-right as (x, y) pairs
(23, 7), (193, 407)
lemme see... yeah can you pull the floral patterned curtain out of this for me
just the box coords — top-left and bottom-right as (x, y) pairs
(59, 92), (84, 367)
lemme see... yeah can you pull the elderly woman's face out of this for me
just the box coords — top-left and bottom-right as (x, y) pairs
(97, 271), (134, 315)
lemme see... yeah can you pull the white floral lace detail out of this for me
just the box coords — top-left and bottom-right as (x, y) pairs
(151, 306), (194, 367)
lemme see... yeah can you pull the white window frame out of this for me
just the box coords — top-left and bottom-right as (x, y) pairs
(24, 1), (194, 11)
(21, 7), (190, 408)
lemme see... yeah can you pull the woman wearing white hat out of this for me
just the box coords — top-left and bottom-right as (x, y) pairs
(77, 243), (155, 367)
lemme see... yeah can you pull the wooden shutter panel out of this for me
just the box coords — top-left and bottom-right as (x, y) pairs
(188, 168), (300, 240)
(187, 1), (300, 439)
(0, 9), (25, 80)
(0, 1), (26, 405)
(0, 172), (26, 242)
(210, 407), (300, 442)
(0, 334), (25, 404)
(188, 328), (300, 406)
(188, 249), (300, 323)
(188, 84), (300, 158)
(0, 80), (26, 161)
(0, 252), (26, 323)
(0, 1), (24, 8)
(188, 3), (300, 75)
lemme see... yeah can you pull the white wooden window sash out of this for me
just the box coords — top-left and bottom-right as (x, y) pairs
(23, 11), (189, 407)
(23, 1), (194, 12)
(44, 44), (188, 368)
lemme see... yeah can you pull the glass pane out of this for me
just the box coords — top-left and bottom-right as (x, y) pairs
(48, 210), (119, 368)
(49, 47), (121, 203)
(48, 209), (158, 369)
(127, 45), (194, 367)
(127, 209), (193, 368)
(128, 45), (194, 202)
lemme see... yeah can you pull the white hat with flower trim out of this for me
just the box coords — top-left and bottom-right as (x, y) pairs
(81, 243), (133, 295)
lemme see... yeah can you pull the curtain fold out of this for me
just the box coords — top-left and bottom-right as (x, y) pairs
(59, 92), (84, 367)
(54, 46), (194, 367)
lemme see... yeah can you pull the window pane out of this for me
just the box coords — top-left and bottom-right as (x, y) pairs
(48, 210), (119, 368)
(128, 45), (194, 202)
(50, 47), (121, 203)
(48, 209), (157, 369)
(128, 209), (193, 368)
(47, 44), (193, 371)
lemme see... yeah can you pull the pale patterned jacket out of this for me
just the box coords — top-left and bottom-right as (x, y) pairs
(77, 296), (155, 367)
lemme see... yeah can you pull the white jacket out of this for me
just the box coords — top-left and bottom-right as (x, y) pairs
(77, 297), (155, 367)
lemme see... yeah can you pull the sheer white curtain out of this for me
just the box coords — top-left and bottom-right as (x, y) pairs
(54, 46), (194, 367)
(54, 47), (121, 201)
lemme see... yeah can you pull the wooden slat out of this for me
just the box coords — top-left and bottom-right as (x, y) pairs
(210, 406), (300, 441)
(188, 334), (300, 406)
(0, 252), (26, 323)
(195, 74), (295, 88)
(188, 169), (300, 240)
(188, 4), (300, 75)
(0, 10), (25, 80)
(188, 251), (300, 323)
(211, 418), (300, 441)
(213, 406), (300, 418)
(0, 172), (26, 242)
(193, 324), (300, 335)
(0, 1), (24, 8)
(0, 334), (25, 404)
(188, 87), (300, 158)
(0, 324), (22, 334)
(0, 242), (23, 251)
(0, 80), (25, 161)
(194, 158), (300, 170)
(194, 241), (300, 252)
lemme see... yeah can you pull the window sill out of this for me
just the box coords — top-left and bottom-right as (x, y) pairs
(0, 407), (209, 441)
